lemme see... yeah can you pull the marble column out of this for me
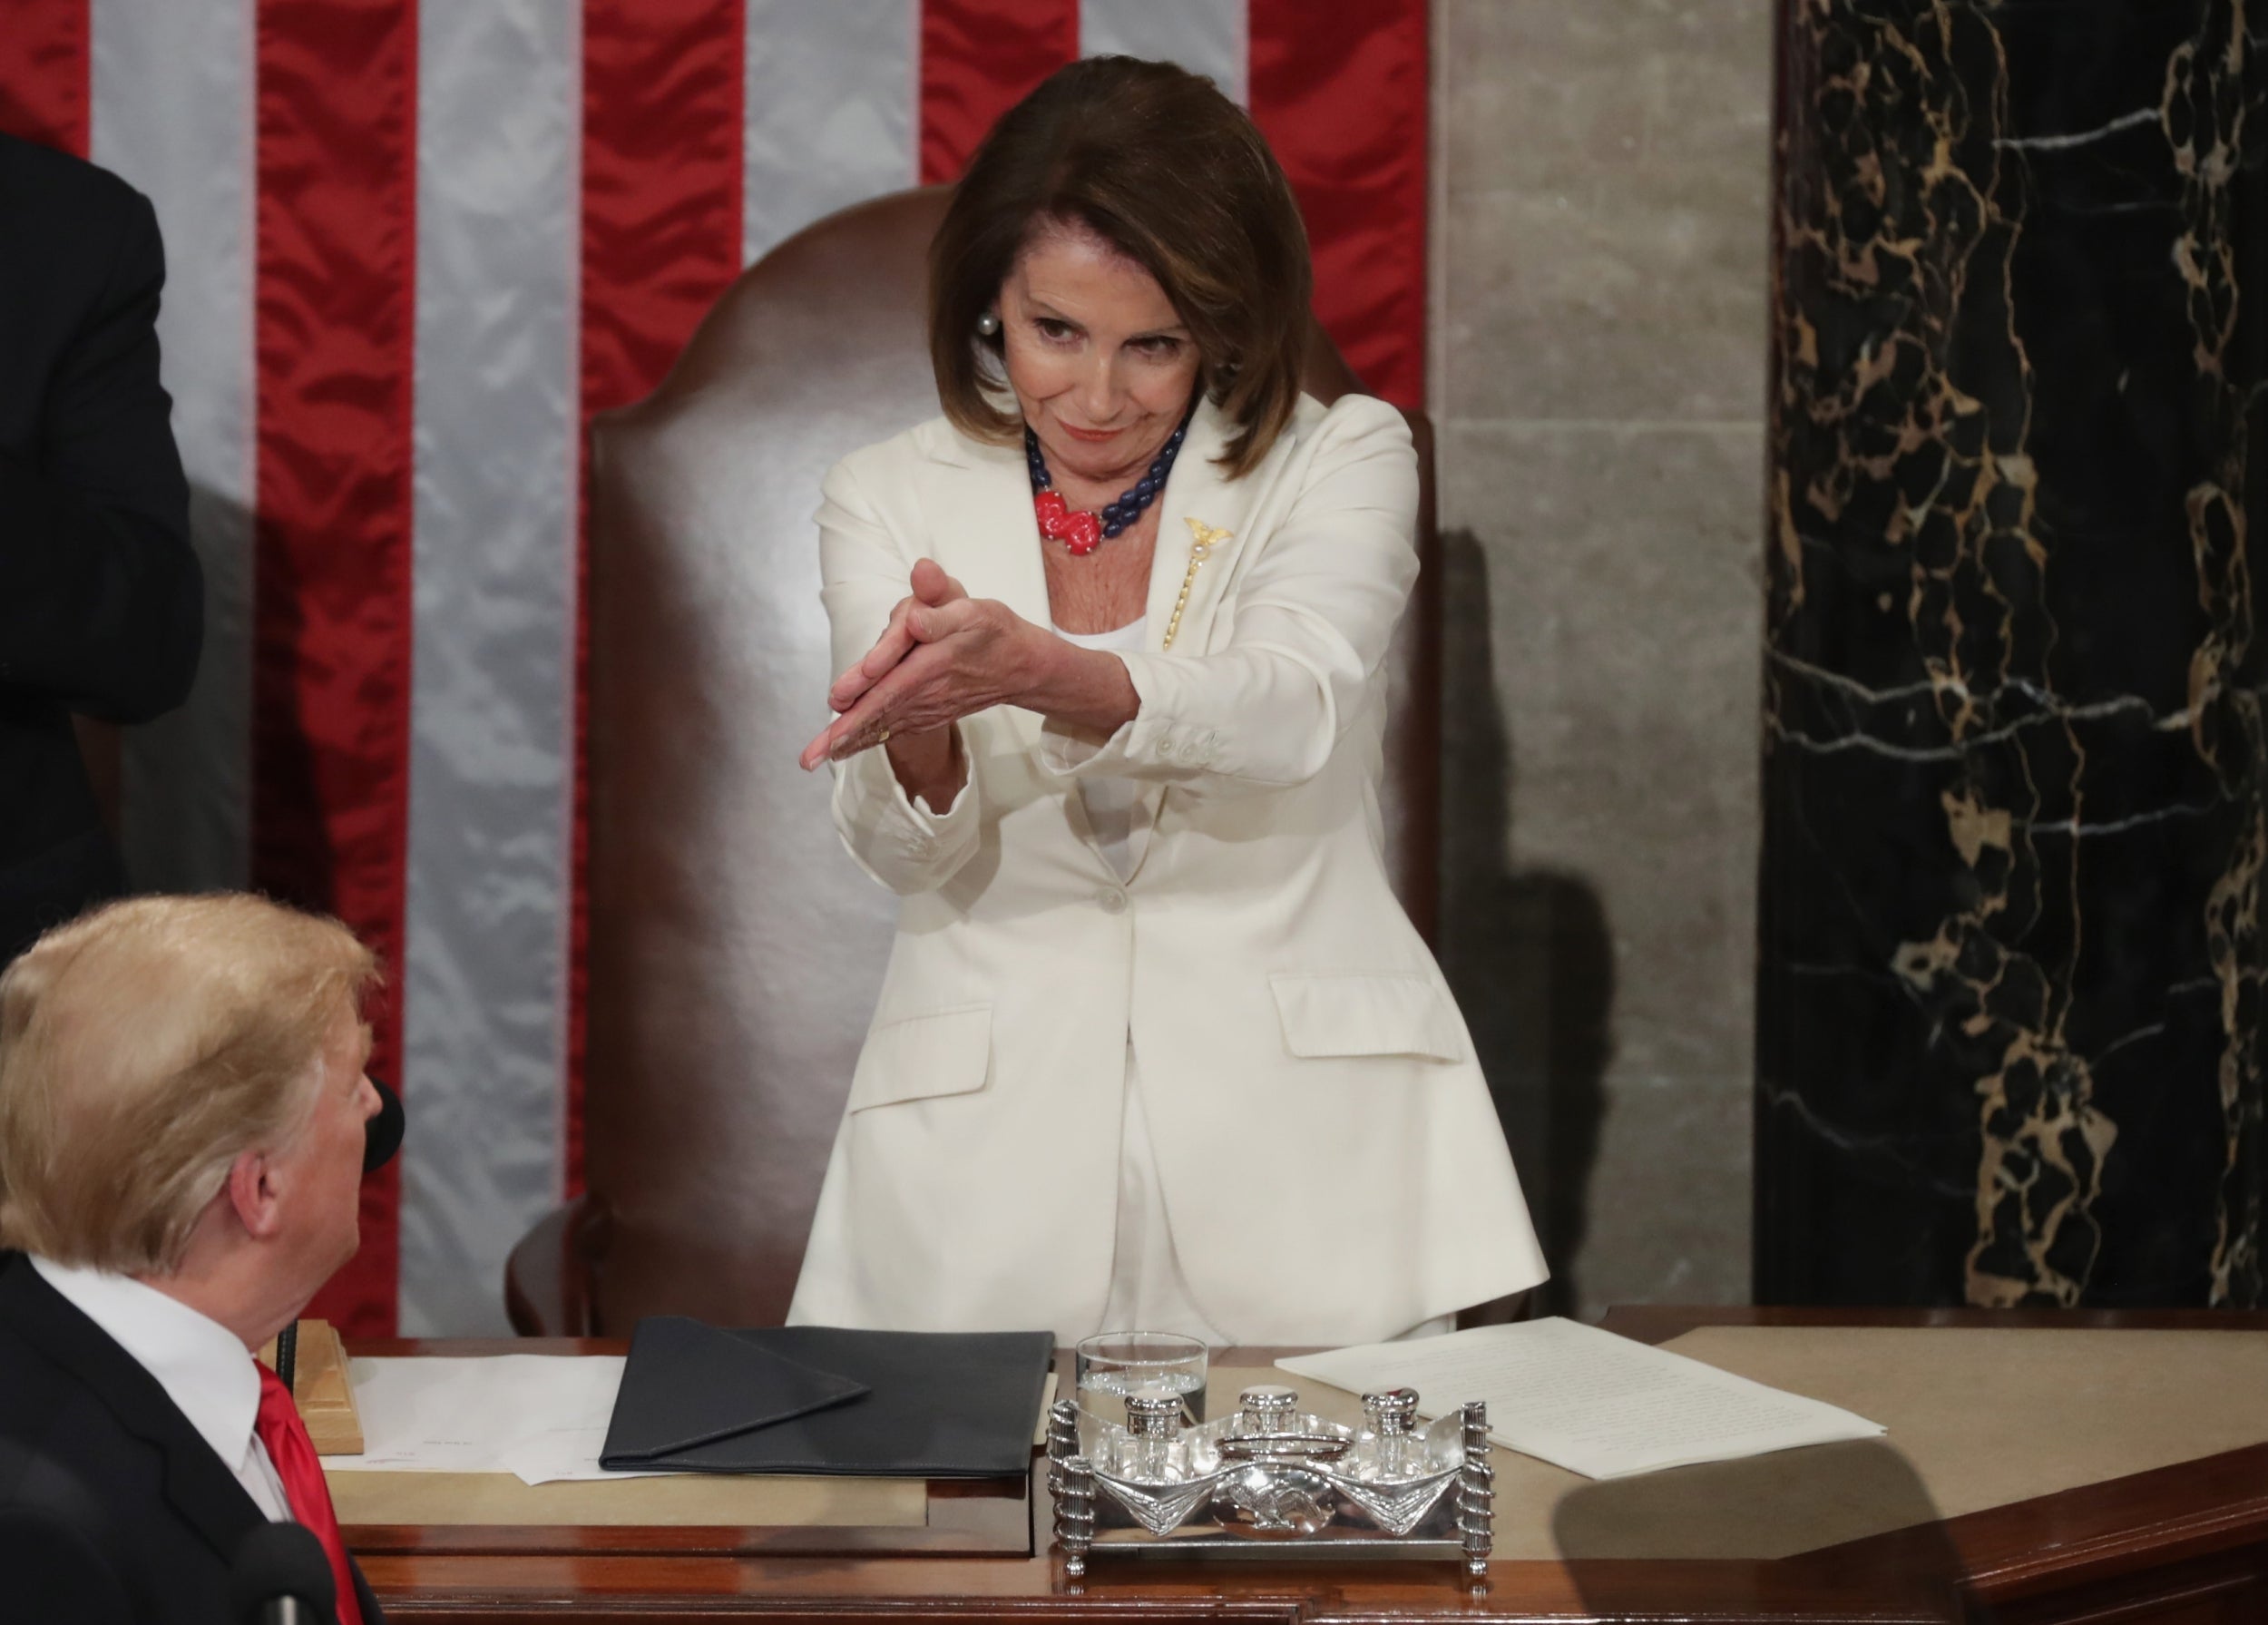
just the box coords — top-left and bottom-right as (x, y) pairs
(1756, 1), (2268, 1306)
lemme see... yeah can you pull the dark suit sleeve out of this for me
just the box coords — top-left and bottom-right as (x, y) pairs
(0, 1433), (135, 1625)
(0, 186), (200, 723)
(0, 1508), (136, 1625)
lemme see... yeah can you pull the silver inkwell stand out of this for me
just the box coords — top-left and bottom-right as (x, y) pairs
(1047, 1381), (1495, 1576)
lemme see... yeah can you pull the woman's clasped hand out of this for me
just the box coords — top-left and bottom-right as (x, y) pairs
(797, 559), (1024, 771)
(798, 557), (1139, 799)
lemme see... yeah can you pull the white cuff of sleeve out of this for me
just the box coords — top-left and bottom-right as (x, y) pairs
(863, 720), (974, 831)
(1034, 651), (1218, 776)
(1036, 714), (1133, 775)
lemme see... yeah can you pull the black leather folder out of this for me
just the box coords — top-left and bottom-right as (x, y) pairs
(601, 1319), (1054, 1478)
(600, 1317), (869, 1460)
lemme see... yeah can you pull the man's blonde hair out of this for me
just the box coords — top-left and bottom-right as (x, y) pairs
(0, 894), (378, 1274)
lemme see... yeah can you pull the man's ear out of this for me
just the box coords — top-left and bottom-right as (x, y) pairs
(223, 1149), (285, 1242)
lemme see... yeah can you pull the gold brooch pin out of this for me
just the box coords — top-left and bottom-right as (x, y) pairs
(1163, 519), (1232, 651)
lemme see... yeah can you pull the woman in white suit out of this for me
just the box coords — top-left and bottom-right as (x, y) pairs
(789, 56), (1545, 1346)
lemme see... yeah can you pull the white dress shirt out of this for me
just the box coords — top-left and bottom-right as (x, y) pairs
(30, 1255), (292, 1521)
(1049, 615), (1152, 883)
(1047, 621), (1217, 1339)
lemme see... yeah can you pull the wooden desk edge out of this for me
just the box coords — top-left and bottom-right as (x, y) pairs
(350, 1313), (2268, 1620)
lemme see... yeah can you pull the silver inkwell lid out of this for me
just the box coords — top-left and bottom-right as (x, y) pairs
(1362, 1387), (1422, 1434)
(1237, 1385), (1299, 1433)
(1122, 1390), (1186, 1438)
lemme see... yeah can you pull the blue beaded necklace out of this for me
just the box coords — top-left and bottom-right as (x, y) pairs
(1024, 411), (1191, 556)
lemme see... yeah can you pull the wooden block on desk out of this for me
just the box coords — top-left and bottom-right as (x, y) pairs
(263, 1319), (364, 1455)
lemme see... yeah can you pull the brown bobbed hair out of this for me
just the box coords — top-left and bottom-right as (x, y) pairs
(930, 55), (1313, 479)
(0, 893), (379, 1275)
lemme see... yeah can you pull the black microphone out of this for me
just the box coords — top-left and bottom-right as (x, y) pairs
(364, 1075), (404, 1173)
(230, 1521), (335, 1625)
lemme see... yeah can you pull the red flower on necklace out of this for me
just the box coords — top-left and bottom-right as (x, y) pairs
(1026, 416), (1189, 557)
(1033, 490), (1103, 556)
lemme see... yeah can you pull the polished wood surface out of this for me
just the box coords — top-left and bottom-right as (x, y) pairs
(349, 1313), (2268, 1622)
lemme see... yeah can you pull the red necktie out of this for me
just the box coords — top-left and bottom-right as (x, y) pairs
(252, 1361), (367, 1625)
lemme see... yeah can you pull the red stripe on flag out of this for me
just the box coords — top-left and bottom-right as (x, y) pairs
(1249, 0), (1429, 408)
(572, 0), (747, 1195)
(251, 0), (419, 1336)
(0, 0), (89, 154)
(918, 0), (1078, 184)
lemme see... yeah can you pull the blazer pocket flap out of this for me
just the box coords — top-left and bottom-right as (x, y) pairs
(1269, 974), (1466, 1062)
(847, 1003), (993, 1112)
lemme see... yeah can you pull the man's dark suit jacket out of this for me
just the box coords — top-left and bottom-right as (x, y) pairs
(0, 1253), (386, 1623)
(0, 134), (201, 967)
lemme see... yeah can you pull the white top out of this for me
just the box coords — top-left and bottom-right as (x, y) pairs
(1060, 621), (1228, 1343)
(1050, 616), (1150, 882)
(30, 1255), (292, 1522)
(1098, 1043), (1234, 1344)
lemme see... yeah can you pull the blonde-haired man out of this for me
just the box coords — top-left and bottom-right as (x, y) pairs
(0, 893), (388, 1623)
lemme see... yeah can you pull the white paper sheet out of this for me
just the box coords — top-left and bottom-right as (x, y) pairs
(1276, 1317), (1885, 1481)
(327, 1356), (677, 1484)
(331, 1359), (1060, 1484)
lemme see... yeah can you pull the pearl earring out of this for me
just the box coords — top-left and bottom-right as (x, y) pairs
(976, 309), (1001, 338)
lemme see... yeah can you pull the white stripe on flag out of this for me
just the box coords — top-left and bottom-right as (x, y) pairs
(91, 0), (256, 892)
(744, 0), (919, 266)
(402, 0), (582, 1335)
(1080, 0), (1246, 105)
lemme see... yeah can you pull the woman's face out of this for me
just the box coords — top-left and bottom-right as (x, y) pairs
(997, 220), (1202, 489)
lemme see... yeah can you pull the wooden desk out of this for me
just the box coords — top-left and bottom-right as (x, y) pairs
(350, 1309), (2268, 1623)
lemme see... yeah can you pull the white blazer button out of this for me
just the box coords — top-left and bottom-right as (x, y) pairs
(1098, 889), (1128, 915)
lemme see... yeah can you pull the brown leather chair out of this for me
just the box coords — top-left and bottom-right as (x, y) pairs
(504, 187), (1442, 1336)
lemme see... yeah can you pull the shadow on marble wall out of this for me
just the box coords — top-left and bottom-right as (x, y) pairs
(1436, 528), (1612, 1317)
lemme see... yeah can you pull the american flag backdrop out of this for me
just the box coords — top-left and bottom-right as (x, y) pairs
(0, 0), (1431, 1336)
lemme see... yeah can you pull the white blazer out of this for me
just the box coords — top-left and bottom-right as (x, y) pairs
(786, 391), (1547, 1344)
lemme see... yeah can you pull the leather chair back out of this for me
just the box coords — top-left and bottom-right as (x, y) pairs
(578, 187), (1439, 1333)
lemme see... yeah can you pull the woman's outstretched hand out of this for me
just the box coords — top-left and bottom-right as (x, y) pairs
(799, 559), (1032, 771)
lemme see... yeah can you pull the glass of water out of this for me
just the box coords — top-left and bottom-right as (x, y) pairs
(1075, 1330), (1209, 1424)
